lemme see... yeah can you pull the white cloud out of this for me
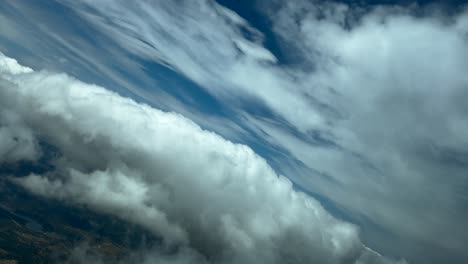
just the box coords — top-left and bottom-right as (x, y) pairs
(0, 54), (32, 74)
(0, 52), (402, 263)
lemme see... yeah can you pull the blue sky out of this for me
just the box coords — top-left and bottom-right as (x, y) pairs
(1, 1), (468, 263)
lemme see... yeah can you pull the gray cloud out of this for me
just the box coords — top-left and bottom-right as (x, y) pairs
(266, 3), (468, 262)
(0, 57), (38, 163)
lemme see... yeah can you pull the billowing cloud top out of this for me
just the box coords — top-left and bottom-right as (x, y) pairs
(0, 53), (404, 264)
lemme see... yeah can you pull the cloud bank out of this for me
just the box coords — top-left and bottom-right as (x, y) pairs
(0, 53), (403, 264)
(267, 3), (468, 261)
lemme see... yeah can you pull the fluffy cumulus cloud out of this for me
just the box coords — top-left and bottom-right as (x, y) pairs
(0, 53), (403, 264)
